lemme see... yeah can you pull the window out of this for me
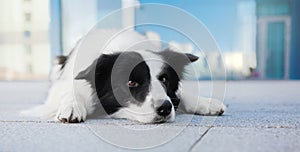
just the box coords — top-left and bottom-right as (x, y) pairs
(23, 30), (31, 38)
(24, 13), (31, 22)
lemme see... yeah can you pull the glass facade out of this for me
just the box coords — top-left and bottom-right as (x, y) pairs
(257, 0), (291, 16)
(256, 0), (292, 79)
(0, 0), (299, 80)
(266, 22), (285, 79)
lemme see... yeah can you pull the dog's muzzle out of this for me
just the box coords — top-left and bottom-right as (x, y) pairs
(153, 100), (174, 123)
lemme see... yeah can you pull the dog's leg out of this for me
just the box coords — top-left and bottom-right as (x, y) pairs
(179, 91), (226, 116)
(50, 81), (87, 123)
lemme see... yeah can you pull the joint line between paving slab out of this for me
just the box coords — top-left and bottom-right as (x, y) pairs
(0, 120), (58, 123)
(188, 126), (213, 152)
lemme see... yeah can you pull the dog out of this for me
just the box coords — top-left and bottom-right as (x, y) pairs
(22, 30), (226, 123)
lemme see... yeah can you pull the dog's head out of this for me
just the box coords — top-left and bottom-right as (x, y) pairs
(76, 50), (198, 123)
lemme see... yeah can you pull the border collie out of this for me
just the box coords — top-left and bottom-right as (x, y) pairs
(22, 34), (226, 124)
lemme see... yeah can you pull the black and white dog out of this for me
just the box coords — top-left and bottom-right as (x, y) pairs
(22, 31), (226, 123)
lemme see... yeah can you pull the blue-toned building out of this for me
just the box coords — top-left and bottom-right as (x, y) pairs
(256, 0), (300, 79)
(49, 0), (300, 79)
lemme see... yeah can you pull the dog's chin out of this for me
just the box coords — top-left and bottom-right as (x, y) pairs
(151, 108), (176, 124)
(151, 114), (175, 124)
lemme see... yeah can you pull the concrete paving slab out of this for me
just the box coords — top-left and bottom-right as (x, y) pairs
(224, 81), (300, 103)
(0, 81), (48, 104)
(0, 82), (48, 121)
(0, 121), (209, 152)
(0, 104), (40, 121)
(0, 122), (126, 152)
(85, 121), (208, 151)
(212, 102), (300, 128)
(0, 81), (300, 152)
(192, 127), (300, 152)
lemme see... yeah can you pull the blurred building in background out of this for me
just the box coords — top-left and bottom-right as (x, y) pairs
(256, 0), (299, 80)
(0, 0), (50, 80)
(0, 0), (299, 80)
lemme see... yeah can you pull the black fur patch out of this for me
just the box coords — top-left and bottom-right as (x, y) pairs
(157, 64), (181, 109)
(94, 52), (151, 114)
(157, 49), (199, 109)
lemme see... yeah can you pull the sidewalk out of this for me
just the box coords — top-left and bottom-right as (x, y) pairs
(0, 81), (299, 152)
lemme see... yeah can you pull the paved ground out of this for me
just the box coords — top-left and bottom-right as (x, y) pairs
(0, 81), (299, 152)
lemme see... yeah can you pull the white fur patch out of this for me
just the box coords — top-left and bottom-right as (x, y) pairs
(180, 86), (226, 116)
(139, 50), (170, 103)
(111, 95), (156, 123)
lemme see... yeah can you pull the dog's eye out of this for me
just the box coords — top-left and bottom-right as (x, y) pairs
(159, 76), (167, 83)
(127, 81), (139, 87)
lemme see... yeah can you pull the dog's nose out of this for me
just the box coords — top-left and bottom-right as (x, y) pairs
(156, 100), (173, 117)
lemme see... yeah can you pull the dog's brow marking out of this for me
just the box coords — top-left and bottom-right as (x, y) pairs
(188, 126), (213, 152)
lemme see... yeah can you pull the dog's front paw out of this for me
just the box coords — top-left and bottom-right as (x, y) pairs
(195, 98), (226, 116)
(206, 99), (226, 116)
(56, 103), (87, 123)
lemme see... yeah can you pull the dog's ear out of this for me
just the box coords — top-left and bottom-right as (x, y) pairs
(75, 53), (121, 80)
(185, 53), (199, 63)
(159, 49), (199, 65)
(75, 59), (97, 80)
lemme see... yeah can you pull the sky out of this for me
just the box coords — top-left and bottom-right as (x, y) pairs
(63, 0), (256, 53)
(136, 0), (241, 52)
